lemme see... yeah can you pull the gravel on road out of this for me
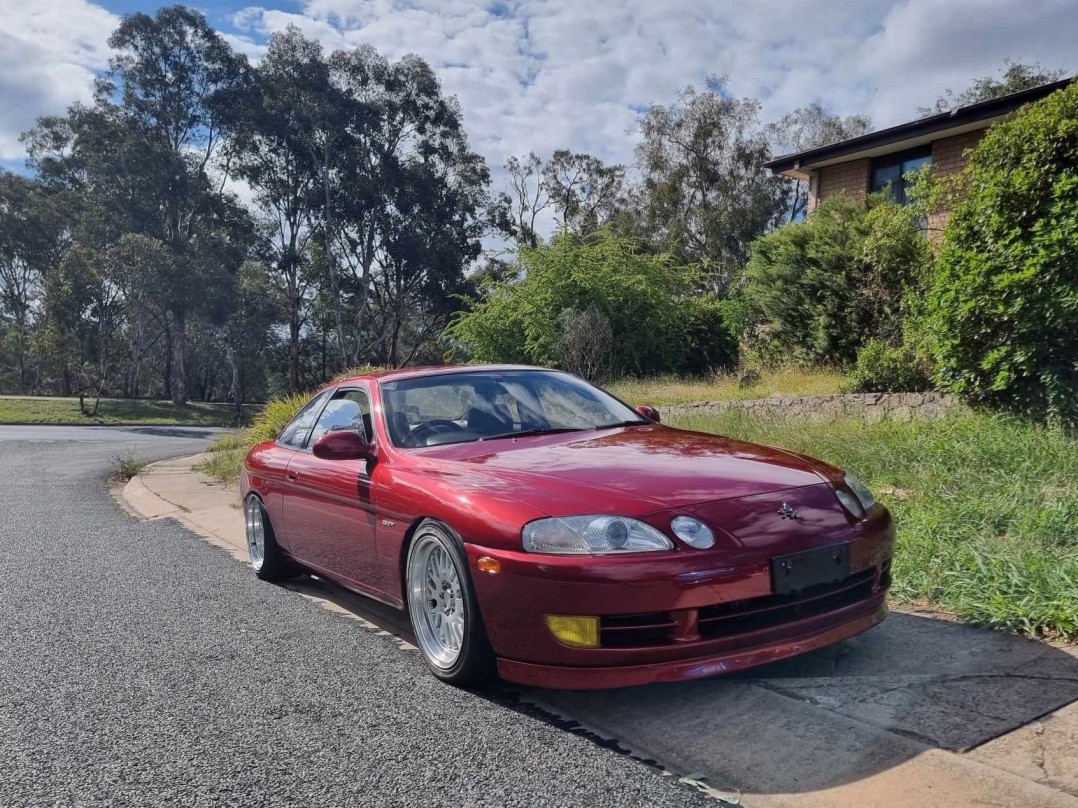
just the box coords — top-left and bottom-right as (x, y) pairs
(0, 427), (711, 807)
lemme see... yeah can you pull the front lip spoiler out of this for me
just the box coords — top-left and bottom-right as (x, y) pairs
(495, 595), (888, 690)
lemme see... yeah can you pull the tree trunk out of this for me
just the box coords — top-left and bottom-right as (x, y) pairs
(162, 325), (173, 402)
(289, 308), (301, 393)
(170, 311), (187, 406)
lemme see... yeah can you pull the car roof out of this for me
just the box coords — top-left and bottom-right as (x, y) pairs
(334, 364), (560, 386)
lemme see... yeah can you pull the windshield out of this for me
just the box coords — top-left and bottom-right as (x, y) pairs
(380, 370), (645, 448)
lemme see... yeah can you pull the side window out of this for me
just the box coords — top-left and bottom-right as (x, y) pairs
(278, 390), (331, 449)
(308, 389), (372, 446)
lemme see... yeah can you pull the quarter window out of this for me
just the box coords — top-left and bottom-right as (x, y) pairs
(870, 147), (932, 205)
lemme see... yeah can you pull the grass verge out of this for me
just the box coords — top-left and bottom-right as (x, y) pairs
(606, 367), (846, 406)
(0, 395), (256, 426)
(195, 431), (250, 484)
(667, 409), (1078, 640)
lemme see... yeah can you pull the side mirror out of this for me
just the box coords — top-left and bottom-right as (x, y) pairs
(636, 405), (661, 424)
(312, 430), (371, 460)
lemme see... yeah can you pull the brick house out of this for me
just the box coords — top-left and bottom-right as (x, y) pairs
(764, 78), (1072, 230)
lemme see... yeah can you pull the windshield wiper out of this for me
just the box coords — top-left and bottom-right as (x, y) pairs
(592, 420), (648, 429)
(478, 427), (588, 442)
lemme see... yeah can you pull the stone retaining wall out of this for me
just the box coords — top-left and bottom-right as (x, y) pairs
(661, 391), (964, 422)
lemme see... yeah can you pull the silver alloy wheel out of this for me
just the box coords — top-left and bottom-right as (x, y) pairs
(407, 532), (465, 670)
(245, 496), (266, 571)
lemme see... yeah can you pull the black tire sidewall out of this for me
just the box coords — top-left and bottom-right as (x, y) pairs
(247, 494), (291, 581)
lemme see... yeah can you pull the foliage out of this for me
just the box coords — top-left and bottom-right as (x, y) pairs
(246, 392), (314, 445)
(632, 77), (785, 289)
(744, 195), (930, 366)
(110, 451), (149, 483)
(450, 229), (736, 376)
(555, 306), (614, 383)
(667, 409), (1078, 640)
(605, 366), (845, 406)
(489, 149), (626, 248)
(672, 295), (738, 376)
(844, 338), (933, 393)
(926, 81), (1078, 423)
(918, 59), (1065, 117)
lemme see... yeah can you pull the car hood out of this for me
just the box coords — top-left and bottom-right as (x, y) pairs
(407, 425), (833, 516)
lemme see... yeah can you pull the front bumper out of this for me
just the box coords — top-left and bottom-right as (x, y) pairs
(465, 509), (894, 689)
(497, 593), (887, 689)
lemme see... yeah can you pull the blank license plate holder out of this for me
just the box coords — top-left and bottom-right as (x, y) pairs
(771, 543), (850, 594)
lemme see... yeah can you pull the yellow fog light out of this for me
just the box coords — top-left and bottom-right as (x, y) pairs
(544, 614), (600, 648)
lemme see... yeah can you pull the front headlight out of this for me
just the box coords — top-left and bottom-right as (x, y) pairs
(522, 515), (674, 555)
(839, 473), (877, 517)
(670, 516), (715, 549)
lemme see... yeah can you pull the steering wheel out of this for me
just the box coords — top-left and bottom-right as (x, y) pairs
(408, 419), (466, 446)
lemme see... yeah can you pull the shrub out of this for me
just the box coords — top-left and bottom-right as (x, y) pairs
(845, 338), (933, 393)
(927, 82), (1078, 423)
(247, 392), (311, 445)
(672, 295), (738, 375)
(744, 195), (930, 366)
(556, 306), (614, 382)
(449, 228), (737, 375)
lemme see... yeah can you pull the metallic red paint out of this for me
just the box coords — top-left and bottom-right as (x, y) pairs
(241, 365), (895, 689)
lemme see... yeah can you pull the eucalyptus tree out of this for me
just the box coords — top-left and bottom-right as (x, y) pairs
(0, 173), (65, 392)
(328, 47), (488, 367)
(488, 152), (549, 249)
(540, 150), (625, 235)
(635, 77), (785, 291)
(101, 6), (252, 403)
(226, 26), (337, 391)
(919, 60), (1065, 117)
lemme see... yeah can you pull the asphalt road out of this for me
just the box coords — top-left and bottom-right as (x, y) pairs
(0, 426), (710, 808)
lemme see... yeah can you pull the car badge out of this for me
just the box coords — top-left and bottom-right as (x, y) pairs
(777, 503), (800, 520)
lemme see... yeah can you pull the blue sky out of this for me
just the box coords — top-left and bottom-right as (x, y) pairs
(3, 0), (1076, 192)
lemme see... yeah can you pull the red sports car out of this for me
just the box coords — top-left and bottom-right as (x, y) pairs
(241, 365), (893, 689)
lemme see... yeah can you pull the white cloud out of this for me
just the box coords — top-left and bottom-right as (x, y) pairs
(0, 0), (117, 160)
(229, 0), (1075, 199)
(2, 0), (1075, 198)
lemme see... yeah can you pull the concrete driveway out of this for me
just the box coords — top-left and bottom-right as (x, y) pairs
(115, 445), (1078, 806)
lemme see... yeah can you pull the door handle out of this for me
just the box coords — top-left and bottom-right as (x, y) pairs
(286, 471), (298, 482)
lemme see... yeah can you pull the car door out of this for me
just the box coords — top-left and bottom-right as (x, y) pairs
(282, 386), (381, 595)
(269, 388), (333, 555)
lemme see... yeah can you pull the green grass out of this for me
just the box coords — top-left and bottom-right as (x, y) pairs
(195, 440), (248, 484)
(666, 409), (1078, 640)
(0, 395), (256, 426)
(195, 395), (314, 485)
(606, 367), (846, 406)
(109, 450), (149, 482)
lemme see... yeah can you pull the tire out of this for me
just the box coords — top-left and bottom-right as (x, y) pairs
(244, 494), (296, 582)
(405, 520), (496, 686)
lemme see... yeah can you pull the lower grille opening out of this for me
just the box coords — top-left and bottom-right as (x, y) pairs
(598, 564), (886, 649)
(697, 568), (876, 640)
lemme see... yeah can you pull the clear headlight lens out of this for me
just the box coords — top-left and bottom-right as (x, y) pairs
(670, 516), (715, 549)
(522, 516), (674, 555)
(844, 473), (877, 512)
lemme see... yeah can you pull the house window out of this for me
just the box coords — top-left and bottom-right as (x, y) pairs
(870, 147), (932, 205)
